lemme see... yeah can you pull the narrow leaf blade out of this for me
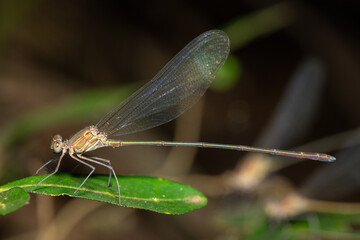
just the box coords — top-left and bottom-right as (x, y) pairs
(0, 174), (207, 215)
(0, 187), (29, 215)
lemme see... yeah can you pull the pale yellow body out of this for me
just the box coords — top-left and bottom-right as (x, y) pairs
(68, 126), (111, 154)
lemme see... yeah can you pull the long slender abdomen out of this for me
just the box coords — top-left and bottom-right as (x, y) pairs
(106, 140), (335, 162)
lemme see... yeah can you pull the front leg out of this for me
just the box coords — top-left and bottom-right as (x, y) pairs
(34, 157), (58, 175)
(32, 152), (65, 191)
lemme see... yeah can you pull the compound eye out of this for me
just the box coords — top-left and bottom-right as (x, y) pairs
(51, 135), (63, 153)
(54, 141), (61, 153)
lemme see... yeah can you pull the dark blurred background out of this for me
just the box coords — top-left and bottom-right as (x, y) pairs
(0, 0), (359, 239)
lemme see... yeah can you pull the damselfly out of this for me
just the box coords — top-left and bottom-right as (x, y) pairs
(33, 30), (335, 204)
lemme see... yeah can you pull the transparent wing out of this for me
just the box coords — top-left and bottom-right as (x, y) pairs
(96, 30), (230, 137)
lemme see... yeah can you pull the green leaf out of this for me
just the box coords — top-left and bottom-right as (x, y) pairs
(0, 174), (207, 215)
(0, 187), (29, 215)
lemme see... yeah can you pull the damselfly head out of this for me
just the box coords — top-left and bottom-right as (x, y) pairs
(51, 134), (63, 153)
